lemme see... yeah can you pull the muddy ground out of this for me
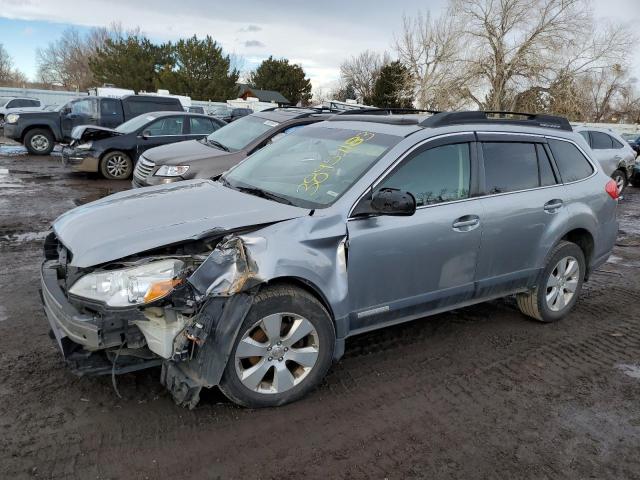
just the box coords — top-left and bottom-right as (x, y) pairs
(0, 139), (639, 480)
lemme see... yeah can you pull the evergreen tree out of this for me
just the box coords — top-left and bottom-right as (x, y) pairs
(157, 35), (239, 101)
(249, 56), (312, 105)
(89, 35), (170, 92)
(368, 61), (413, 108)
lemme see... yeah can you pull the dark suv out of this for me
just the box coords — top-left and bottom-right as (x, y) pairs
(132, 108), (334, 188)
(3, 95), (183, 155)
(40, 110), (619, 408)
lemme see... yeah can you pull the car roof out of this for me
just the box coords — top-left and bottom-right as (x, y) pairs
(1, 96), (39, 101)
(310, 110), (581, 140)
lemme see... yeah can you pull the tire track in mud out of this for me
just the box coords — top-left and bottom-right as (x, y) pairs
(2, 285), (639, 479)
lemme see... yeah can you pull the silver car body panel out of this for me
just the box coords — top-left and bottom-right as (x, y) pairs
(47, 118), (619, 404)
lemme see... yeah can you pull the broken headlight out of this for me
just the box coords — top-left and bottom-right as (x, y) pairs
(68, 259), (184, 307)
(155, 165), (189, 177)
(75, 141), (93, 150)
(5, 113), (19, 124)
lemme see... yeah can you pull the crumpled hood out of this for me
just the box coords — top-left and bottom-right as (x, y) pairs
(71, 125), (122, 141)
(144, 139), (230, 166)
(53, 179), (309, 268)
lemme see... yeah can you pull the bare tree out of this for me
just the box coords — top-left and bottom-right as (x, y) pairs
(395, 0), (636, 120)
(0, 44), (14, 83)
(339, 50), (391, 103)
(0, 44), (26, 86)
(395, 11), (470, 110)
(36, 23), (138, 90)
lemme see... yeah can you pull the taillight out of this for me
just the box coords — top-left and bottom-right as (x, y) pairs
(605, 179), (619, 200)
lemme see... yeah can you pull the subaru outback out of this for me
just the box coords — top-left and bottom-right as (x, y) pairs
(40, 110), (619, 408)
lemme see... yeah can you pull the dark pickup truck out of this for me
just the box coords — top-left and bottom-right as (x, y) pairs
(3, 95), (183, 155)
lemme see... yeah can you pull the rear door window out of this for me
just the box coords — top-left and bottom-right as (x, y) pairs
(379, 143), (471, 206)
(482, 142), (538, 194)
(146, 116), (185, 136)
(189, 116), (217, 135)
(547, 139), (594, 182)
(590, 131), (613, 149)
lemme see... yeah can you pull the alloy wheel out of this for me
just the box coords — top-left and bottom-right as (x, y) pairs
(235, 313), (320, 394)
(106, 155), (130, 178)
(31, 134), (50, 152)
(546, 256), (580, 312)
(614, 174), (625, 195)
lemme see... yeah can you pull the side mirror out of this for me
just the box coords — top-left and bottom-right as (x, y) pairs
(354, 188), (416, 217)
(141, 130), (152, 139)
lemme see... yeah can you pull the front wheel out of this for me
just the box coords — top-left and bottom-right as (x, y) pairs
(100, 151), (133, 180)
(219, 285), (335, 408)
(24, 128), (54, 155)
(517, 241), (585, 323)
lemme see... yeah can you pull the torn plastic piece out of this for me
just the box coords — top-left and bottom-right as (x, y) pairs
(161, 292), (255, 408)
(188, 235), (260, 296)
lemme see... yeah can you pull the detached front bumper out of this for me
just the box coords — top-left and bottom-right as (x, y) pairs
(40, 261), (104, 355)
(61, 146), (99, 172)
(3, 123), (20, 140)
(40, 260), (160, 375)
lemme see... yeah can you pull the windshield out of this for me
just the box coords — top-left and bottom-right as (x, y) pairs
(115, 114), (158, 133)
(223, 126), (400, 208)
(0, 97), (10, 107)
(205, 114), (276, 151)
(622, 133), (639, 141)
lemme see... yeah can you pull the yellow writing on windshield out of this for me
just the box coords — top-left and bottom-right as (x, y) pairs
(297, 132), (375, 195)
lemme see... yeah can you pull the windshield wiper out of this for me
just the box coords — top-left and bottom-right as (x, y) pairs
(206, 139), (230, 151)
(235, 186), (295, 206)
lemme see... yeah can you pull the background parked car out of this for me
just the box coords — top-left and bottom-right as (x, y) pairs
(3, 95), (183, 155)
(132, 107), (331, 187)
(62, 112), (224, 180)
(622, 132), (640, 157)
(186, 106), (206, 114)
(210, 105), (252, 123)
(574, 125), (636, 194)
(0, 96), (41, 132)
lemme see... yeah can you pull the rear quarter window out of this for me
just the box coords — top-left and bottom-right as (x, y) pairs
(547, 139), (594, 182)
(590, 131), (613, 149)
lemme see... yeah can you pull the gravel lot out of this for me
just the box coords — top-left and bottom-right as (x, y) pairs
(1, 140), (639, 479)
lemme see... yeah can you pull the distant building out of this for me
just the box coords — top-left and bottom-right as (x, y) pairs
(237, 84), (290, 106)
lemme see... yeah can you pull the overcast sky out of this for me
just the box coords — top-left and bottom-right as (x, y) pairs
(0, 0), (638, 91)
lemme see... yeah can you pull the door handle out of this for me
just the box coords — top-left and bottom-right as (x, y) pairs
(452, 215), (480, 231)
(544, 199), (563, 213)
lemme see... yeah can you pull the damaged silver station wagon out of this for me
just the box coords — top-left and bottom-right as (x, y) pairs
(41, 110), (619, 408)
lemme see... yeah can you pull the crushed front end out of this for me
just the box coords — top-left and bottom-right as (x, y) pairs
(40, 231), (260, 408)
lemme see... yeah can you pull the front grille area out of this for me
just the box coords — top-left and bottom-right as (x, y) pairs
(133, 156), (155, 183)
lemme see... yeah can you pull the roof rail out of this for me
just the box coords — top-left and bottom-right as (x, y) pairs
(338, 108), (439, 116)
(419, 110), (572, 131)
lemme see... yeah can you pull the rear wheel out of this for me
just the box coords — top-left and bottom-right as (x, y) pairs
(611, 169), (627, 195)
(219, 285), (335, 408)
(100, 151), (132, 180)
(517, 241), (585, 323)
(24, 128), (54, 155)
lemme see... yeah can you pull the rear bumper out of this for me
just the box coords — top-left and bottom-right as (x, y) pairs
(62, 147), (99, 172)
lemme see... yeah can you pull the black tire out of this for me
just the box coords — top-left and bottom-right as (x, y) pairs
(611, 169), (627, 195)
(219, 284), (335, 408)
(99, 151), (133, 180)
(517, 241), (586, 323)
(24, 128), (54, 155)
